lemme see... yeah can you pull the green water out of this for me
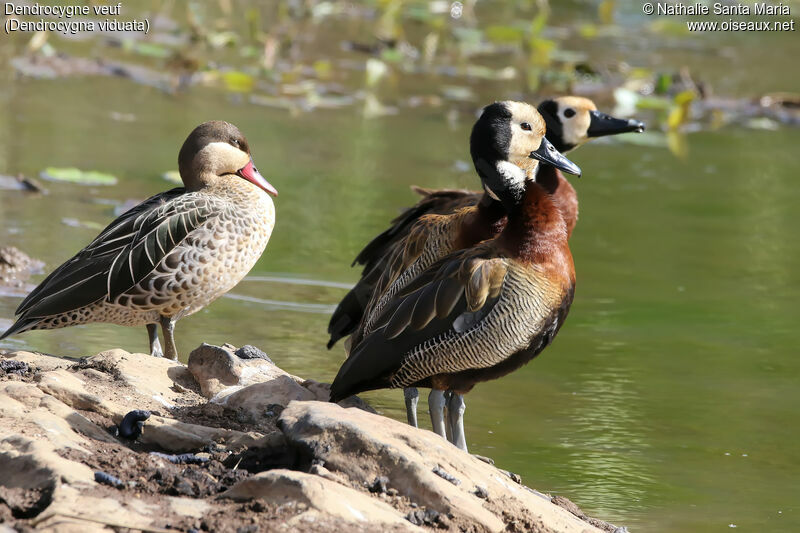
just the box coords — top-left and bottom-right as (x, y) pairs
(1, 2), (799, 531)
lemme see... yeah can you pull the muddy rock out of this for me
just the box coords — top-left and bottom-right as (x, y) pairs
(218, 377), (316, 423)
(222, 469), (422, 530)
(0, 347), (619, 532)
(87, 348), (197, 408)
(279, 401), (604, 533)
(0, 435), (95, 489)
(187, 343), (368, 414)
(188, 342), (296, 399)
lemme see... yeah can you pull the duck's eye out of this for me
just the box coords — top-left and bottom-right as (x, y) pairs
(563, 108), (576, 118)
(520, 122), (532, 131)
(231, 138), (240, 147)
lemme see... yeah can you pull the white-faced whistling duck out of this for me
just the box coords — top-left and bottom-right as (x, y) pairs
(330, 102), (580, 451)
(326, 97), (644, 351)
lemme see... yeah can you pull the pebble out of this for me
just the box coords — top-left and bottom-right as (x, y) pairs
(150, 451), (211, 465)
(94, 471), (125, 489)
(0, 360), (30, 375)
(432, 465), (461, 486)
(368, 476), (390, 494)
(234, 345), (272, 362)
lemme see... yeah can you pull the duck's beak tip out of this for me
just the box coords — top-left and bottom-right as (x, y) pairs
(237, 159), (278, 197)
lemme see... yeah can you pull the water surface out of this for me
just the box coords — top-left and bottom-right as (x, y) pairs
(1, 2), (798, 531)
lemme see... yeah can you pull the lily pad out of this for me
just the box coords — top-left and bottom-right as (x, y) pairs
(221, 71), (255, 93)
(40, 167), (118, 186)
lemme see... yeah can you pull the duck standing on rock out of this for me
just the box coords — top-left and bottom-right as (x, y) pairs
(0, 121), (278, 360)
(327, 96), (644, 349)
(330, 102), (580, 450)
(329, 99), (644, 439)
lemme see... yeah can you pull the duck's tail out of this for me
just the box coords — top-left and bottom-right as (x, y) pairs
(0, 316), (41, 341)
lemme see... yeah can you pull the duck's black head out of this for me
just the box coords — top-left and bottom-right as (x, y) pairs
(178, 121), (277, 196)
(538, 96), (645, 154)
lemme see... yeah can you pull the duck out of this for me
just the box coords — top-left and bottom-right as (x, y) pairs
(351, 101), (580, 350)
(329, 155), (575, 453)
(331, 101), (579, 436)
(0, 121), (278, 360)
(326, 97), (643, 350)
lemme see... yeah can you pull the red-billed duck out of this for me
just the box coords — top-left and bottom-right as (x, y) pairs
(1, 121), (278, 360)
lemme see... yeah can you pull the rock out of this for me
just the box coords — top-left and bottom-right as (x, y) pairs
(138, 414), (263, 453)
(0, 360), (30, 375)
(0, 382), (114, 451)
(30, 484), (159, 532)
(187, 344), (376, 415)
(278, 401), (603, 533)
(36, 369), (115, 417)
(0, 435), (95, 489)
(87, 349), (195, 407)
(301, 379), (377, 413)
(1, 350), (70, 373)
(167, 496), (210, 518)
(0, 348), (614, 532)
(234, 345), (272, 361)
(188, 343), (292, 399)
(216, 377), (316, 422)
(221, 469), (422, 531)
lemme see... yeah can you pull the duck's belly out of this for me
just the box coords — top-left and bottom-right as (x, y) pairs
(108, 194), (276, 324)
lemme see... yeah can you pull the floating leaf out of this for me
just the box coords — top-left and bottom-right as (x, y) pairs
(578, 23), (599, 39)
(655, 73), (672, 94)
(528, 38), (554, 67)
(207, 31), (239, 48)
(365, 58), (388, 87)
(379, 48), (405, 64)
(666, 130), (689, 160)
(222, 71), (255, 93)
(745, 117), (780, 131)
(312, 60), (333, 80)
(485, 25), (524, 44)
(667, 90), (695, 130)
(613, 87), (640, 116)
(40, 167), (118, 186)
(598, 0), (616, 25)
(122, 39), (171, 59)
(162, 171), (182, 184)
(530, 10), (548, 37)
(636, 95), (672, 111)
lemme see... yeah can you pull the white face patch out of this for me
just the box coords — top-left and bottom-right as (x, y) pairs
(495, 160), (527, 188)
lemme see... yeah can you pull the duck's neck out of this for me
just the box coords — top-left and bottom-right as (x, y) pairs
(536, 165), (578, 239)
(457, 191), (507, 247)
(499, 182), (568, 264)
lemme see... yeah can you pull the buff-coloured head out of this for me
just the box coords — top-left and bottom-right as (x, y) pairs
(177, 121), (277, 196)
(538, 96), (645, 153)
